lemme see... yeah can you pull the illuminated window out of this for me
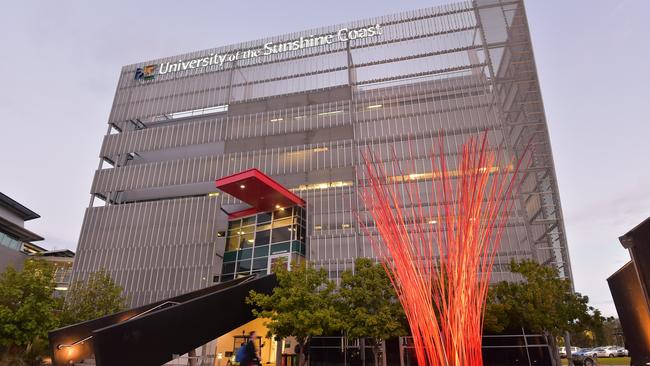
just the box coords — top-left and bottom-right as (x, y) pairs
(387, 166), (505, 183)
(221, 204), (306, 280)
(153, 104), (228, 122)
(286, 146), (330, 157)
(317, 110), (343, 116)
(292, 181), (353, 192)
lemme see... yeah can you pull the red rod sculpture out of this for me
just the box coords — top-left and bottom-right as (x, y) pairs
(359, 133), (526, 366)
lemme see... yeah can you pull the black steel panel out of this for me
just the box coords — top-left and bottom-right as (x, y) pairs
(620, 217), (650, 305)
(608, 262), (650, 364)
(49, 275), (273, 366)
(92, 274), (275, 366)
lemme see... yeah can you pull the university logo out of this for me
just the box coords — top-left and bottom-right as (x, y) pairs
(134, 65), (157, 81)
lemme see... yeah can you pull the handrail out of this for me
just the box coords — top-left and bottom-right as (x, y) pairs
(127, 300), (180, 321)
(56, 301), (180, 349)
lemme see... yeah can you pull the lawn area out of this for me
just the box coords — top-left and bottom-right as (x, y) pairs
(561, 357), (630, 365)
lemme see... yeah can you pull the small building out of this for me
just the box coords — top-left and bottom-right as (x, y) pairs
(32, 249), (76, 295)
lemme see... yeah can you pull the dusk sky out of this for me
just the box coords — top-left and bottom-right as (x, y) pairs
(1, 0), (648, 317)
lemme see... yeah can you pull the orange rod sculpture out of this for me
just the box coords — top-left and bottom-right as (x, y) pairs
(359, 133), (526, 366)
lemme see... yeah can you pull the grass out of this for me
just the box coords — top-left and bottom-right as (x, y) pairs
(561, 357), (630, 365)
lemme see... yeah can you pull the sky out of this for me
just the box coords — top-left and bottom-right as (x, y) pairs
(0, 0), (648, 317)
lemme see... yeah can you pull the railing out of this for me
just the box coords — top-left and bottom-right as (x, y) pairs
(56, 301), (180, 349)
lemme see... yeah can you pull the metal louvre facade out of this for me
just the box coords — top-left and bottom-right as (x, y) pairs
(71, 0), (573, 307)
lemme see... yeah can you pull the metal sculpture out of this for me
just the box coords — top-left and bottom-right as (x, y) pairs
(359, 133), (525, 366)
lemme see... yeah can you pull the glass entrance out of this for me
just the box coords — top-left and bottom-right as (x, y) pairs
(218, 206), (306, 283)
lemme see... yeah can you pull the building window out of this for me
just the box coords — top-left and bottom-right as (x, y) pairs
(0, 232), (23, 251)
(153, 104), (228, 122)
(219, 205), (306, 281)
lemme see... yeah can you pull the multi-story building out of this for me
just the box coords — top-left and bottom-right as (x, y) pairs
(0, 192), (46, 271)
(71, 0), (572, 308)
(0, 192), (76, 296)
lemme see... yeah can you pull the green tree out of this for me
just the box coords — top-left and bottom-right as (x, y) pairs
(338, 258), (406, 366)
(0, 260), (60, 360)
(484, 260), (605, 359)
(247, 261), (339, 366)
(60, 269), (127, 326)
(600, 317), (623, 346)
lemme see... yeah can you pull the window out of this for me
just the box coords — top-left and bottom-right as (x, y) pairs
(273, 217), (293, 228)
(255, 230), (271, 246)
(271, 227), (291, 243)
(242, 216), (256, 227)
(220, 204), (307, 282)
(238, 248), (252, 260)
(239, 233), (254, 248)
(153, 104), (229, 122)
(257, 212), (272, 224)
(226, 236), (239, 251)
(254, 245), (269, 258)
(222, 262), (235, 274)
(253, 258), (268, 271)
(237, 259), (252, 273)
(273, 207), (292, 219)
(0, 232), (22, 251)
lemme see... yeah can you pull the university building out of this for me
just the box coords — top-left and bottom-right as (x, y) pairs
(70, 0), (571, 327)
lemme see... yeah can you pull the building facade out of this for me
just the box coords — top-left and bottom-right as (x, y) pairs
(0, 192), (75, 295)
(0, 192), (46, 271)
(35, 249), (76, 295)
(71, 0), (572, 307)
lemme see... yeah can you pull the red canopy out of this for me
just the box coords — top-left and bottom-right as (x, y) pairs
(215, 169), (304, 218)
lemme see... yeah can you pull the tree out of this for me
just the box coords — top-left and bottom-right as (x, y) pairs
(338, 258), (406, 366)
(60, 270), (127, 326)
(484, 260), (605, 361)
(600, 317), (623, 347)
(0, 260), (60, 358)
(247, 261), (339, 366)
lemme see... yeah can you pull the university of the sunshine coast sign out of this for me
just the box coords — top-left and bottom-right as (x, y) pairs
(134, 24), (383, 81)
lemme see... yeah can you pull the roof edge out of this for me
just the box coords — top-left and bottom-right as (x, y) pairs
(0, 192), (40, 221)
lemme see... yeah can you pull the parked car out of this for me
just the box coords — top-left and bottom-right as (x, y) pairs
(613, 347), (628, 357)
(572, 350), (597, 366)
(559, 347), (581, 358)
(592, 347), (617, 358)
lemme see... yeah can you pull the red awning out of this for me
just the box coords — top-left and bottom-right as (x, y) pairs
(215, 169), (304, 218)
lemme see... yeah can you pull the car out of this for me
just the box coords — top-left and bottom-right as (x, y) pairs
(612, 346), (628, 357)
(572, 351), (597, 366)
(559, 347), (581, 358)
(592, 347), (617, 358)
